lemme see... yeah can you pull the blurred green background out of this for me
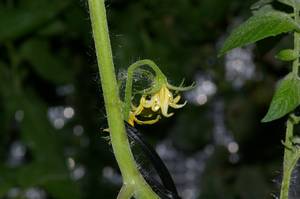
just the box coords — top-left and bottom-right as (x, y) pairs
(0, 0), (297, 198)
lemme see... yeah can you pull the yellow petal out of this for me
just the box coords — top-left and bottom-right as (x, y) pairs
(160, 101), (173, 117)
(128, 113), (136, 126)
(172, 95), (181, 104)
(135, 115), (160, 125)
(159, 86), (173, 117)
(134, 103), (144, 115)
(170, 101), (187, 109)
(128, 120), (135, 126)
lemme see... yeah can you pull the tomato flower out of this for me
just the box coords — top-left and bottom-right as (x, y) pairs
(123, 59), (195, 126)
(135, 84), (187, 118)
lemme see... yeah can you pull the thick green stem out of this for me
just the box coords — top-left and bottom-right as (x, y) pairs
(280, 5), (300, 199)
(293, 34), (300, 75)
(280, 117), (300, 199)
(88, 1), (159, 198)
(279, 5), (300, 199)
(280, 119), (294, 199)
(293, 6), (300, 75)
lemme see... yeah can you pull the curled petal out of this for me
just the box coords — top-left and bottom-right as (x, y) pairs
(128, 112), (136, 126)
(135, 115), (160, 125)
(162, 111), (174, 117)
(133, 104), (144, 116)
(161, 100), (174, 117)
(172, 95), (181, 104)
(128, 110), (161, 126)
(170, 101), (187, 109)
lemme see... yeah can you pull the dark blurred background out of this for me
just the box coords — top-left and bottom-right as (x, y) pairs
(0, 0), (298, 198)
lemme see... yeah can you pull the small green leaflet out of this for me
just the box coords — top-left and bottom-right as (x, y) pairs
(262, 73), (300, 122)
(275, 49), (299, 61)
(219, 11), (300, 56)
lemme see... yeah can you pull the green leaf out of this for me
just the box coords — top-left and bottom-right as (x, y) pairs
(262, 73), (300, 122)
(37, 21), (66, 36)
(275, 49), (299, 61)
(20, 39), (72, 84)
(0, 0), (70, 42)
(219, 11), (300, 56)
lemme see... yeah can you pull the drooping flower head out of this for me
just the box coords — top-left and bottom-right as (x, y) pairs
(122, 59), (195, 126)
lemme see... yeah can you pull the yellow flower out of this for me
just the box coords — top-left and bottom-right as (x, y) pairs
(127, 106), (160, 126)
(135, 84), (187, 118)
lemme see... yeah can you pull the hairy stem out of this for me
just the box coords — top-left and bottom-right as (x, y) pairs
(280, 119), (294, 199)
(280, 117), (300, 199)
(280, 5), (300, 199)
(88, 1), (159, 198)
